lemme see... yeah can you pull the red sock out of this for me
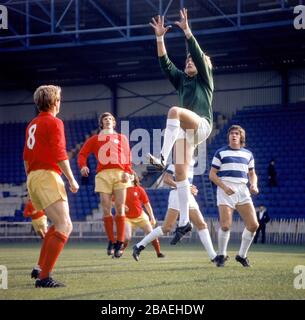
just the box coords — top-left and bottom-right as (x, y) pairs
(103, 215), (115, 243)
(152, 239), (161, 254)
(39, 231), (68, 280)
(37, 225), (56, 268)
(115, 215), (125, 243)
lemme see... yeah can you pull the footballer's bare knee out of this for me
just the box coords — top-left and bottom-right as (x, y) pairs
(196, 221), (207, 230)
(247, 222), (259, 233)
(56, 219), (72, 236)
(65, 221), (73, 236)
(168, 106), (180, 119)
(102, 204), (112, 215)
(220, 226), (230, 232)
(115, 209), (125, 216)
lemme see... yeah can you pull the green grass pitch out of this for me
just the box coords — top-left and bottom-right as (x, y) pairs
(0, 241), (304, 300)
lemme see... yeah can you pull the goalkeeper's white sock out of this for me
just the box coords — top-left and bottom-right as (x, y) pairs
(160, 118), (180, 162)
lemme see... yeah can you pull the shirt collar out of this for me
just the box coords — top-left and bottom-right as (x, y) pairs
(38, 111), (54, 117)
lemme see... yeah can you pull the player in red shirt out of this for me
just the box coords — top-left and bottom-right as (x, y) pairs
(23, 85), (79, 288)
(120, 172), (164, 258)
(78, 112), (132, 258)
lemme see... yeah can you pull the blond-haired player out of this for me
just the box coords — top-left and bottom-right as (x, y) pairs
(23, 85), (79, 287)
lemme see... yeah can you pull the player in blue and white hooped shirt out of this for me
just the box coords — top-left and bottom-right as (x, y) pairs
(209, 125), (259, 267)
(132, 160), (217, 263)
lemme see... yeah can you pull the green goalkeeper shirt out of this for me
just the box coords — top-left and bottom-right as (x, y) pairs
(159, 35), (214, 125)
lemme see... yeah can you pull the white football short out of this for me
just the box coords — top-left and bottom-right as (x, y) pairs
(217, 181), (253, 209)
(177, 117), (212, 146)
(168, 189), (199, 211)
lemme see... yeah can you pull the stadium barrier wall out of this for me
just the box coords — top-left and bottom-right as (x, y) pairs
(0, 218), (305, 245)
